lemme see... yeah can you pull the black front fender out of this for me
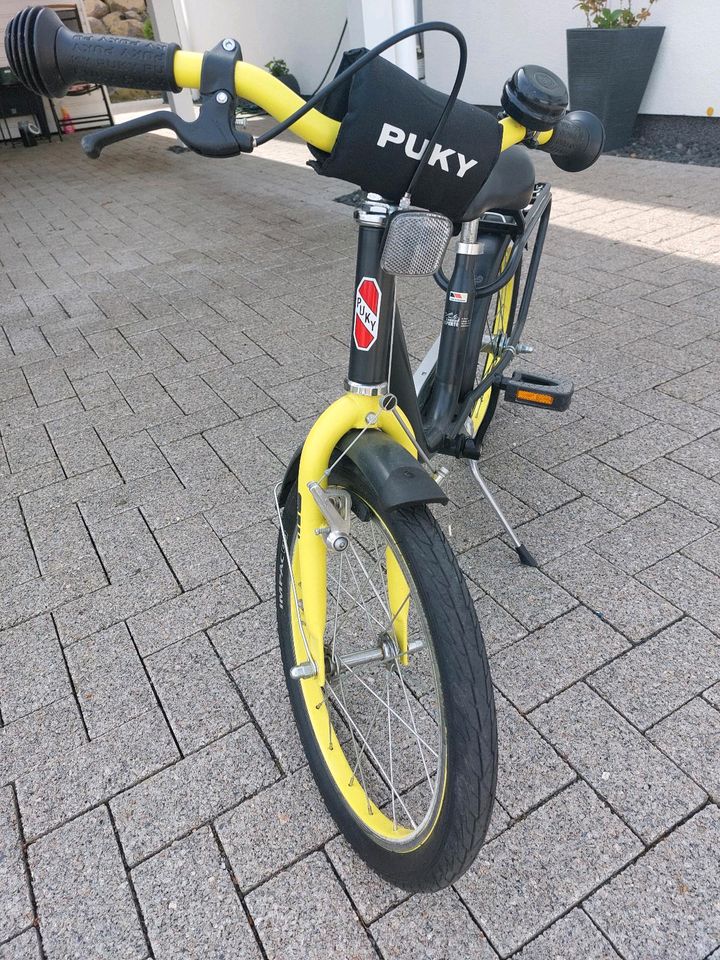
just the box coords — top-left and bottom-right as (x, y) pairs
(277, 430), (448, 511)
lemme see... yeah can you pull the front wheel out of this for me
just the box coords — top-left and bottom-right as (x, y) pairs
(276, 479), (497, 891)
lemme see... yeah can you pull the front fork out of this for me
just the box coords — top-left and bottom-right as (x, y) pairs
(292, 392), (416, 687)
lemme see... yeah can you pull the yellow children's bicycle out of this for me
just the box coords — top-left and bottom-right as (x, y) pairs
(6, 8), (604, 891)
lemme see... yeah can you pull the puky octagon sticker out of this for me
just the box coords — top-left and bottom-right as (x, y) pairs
(354, 277), (381, 351)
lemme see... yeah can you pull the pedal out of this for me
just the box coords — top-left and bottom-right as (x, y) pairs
(500, 369), (574, 412)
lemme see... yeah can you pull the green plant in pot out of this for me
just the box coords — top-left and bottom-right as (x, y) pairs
(568, 1), (665, 150)
(265, 57), (301, 96)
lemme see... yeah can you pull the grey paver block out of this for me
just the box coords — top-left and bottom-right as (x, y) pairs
(54, 562), (180, 646)
(658, 361), (720, 403)
(456, 782), (642, 957)
(514, 909), (620, 960)
(461, 540), (577, 632)
(65, 622), (156, 738)
(216, 765), (336, 891)
(162, 434), (230, 485)
(0, 557), (107, 633)
(585, 805), (720, 960)
(29, 806), (146, 960)
(532, 683), (706, 842)
(0, 698), (85, 785)
(632, 457), (720, 525)
(551, 453), (663, 521)
(324, 835), (406, 924)
(140, 469), (244, 530)
(0, 929), (41, 960)
(637, 553), (720, 633)
(705, 682), (720, 709)
(372, 888), (497, 960)
(51, 425), (111, 477)
(224, 519), (278, 601)
(128, 570), (257, 656)
(588, 617), (720, 730)
(26, 505), (96, 577)
(495, 694), (574, 818)
(111, 725), (278, 865)
(546, 547), (680, 642)
(683, 528), (720, 577)
(0, 615), (70, 723)
(0, 461), (64, 504)
(233, 648), (306, 773)
(17, 708), (178, 839)
(85, 507), (164, 582)
(0, 786), (33, 941)
(648, 697), (720, 801)
(132, 827), (260, 960)
(472, 592), (527, 657)
(205, 489), (275, 539)
(3, 425), (56, 474)
(207, 600), (277, 670)
(512, 496), (620, 565)
(627, 388), (720, 438)
(148, 402), (236, 447)
(20, 465), (122, 520)
(591, 501), (714, 574)
(491, 605), (629, 712)
(593, 421), (693, 473)
(145, 632), (246, 753)
(517, 418), (620, 470)
(669, 434), (720, 479)
(79, 468), (184, 525)
(246, 852), (375, 960)
(154, 515), (235, 590)
(106, 431), (168, 481)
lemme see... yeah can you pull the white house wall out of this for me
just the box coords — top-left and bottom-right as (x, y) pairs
(422, 0), (719, 117)
(174, 0), (348, 95)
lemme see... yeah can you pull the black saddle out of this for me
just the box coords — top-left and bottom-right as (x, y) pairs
(461, 146), (535, 220)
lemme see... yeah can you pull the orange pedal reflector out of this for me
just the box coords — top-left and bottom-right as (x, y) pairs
(516, 389), (554, 405)
(501, 369), (574, 412)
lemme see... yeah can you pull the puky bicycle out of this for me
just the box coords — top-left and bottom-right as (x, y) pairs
(6, 8), (604, 891)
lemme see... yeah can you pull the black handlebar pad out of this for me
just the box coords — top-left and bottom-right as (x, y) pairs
(538, 109), (605, 172)
(309, 50), (502, 222)
(4, 6), (179, 99)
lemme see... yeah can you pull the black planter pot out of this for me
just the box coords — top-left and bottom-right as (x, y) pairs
(566, 26), (664, 151)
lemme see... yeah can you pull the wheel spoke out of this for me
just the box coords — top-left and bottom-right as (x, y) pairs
(302, 510), (445, 843)
(325, 684), (418, 830)
(340, 661), (439, 759)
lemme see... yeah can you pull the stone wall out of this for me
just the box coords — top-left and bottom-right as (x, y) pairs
(85, 0), (149, 39)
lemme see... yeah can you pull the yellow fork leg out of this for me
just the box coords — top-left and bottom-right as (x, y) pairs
(296, 393), (417, 686)
(386, 547), (411, 665)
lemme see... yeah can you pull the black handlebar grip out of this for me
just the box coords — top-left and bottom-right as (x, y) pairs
(538, 110), (605, 172)
(4, 6), (179, 99)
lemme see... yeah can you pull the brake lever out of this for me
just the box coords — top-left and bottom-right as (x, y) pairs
(81, 37), (254, 159)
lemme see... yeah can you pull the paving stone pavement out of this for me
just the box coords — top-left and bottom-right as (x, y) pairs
(1, 124), (719, 960)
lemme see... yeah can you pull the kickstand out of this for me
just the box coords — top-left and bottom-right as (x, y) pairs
(469, 459), (538, 567)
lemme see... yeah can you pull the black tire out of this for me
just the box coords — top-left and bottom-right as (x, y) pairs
(276, 480), (497, 892)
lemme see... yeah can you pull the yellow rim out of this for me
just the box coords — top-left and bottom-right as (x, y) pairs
(288, 505), (447, 848)
(470, 243), (515, 435)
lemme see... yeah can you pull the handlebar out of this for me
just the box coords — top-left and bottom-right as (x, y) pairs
(536, 110), (605, 171)
(4, 5), (602, 169)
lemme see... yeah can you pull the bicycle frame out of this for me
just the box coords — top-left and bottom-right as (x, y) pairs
(287, 185), (551, 684)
